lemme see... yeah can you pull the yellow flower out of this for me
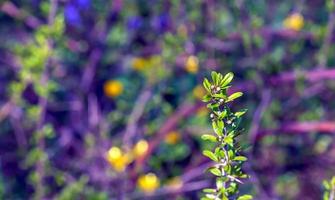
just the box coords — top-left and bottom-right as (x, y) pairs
(185, 55), (199, 74)
(132, 56), (163, 72)
(166, 177), (183, 190)
(164, 131), (181, 145)
(103, 80), (123, 98)
(137, 173), (160, 194)
(132, 57), (149, 71)
(133, 139), (149, 157)
(283, 13), (304, 31)
(106, 147), (132, 172)
(192, 85), (206, 100)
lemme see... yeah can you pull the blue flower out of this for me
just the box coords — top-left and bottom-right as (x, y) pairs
(127, 16), (143, 30)
(152, 13), (170, 32)
(64, 4), (81, 26)
(75, 0), (90, 9)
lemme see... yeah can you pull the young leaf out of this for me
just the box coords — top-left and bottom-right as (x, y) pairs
(201, 134), (217, 142)
(224, 136), (233, 146)
(217, 120), (224, 130)
(234, 156), (248, 161)
(203, 188), (216, 193)
(212, 121), (223, 136)
(237, 195), (253, 200)
(323, 180), (330, 190)
(208, 167), (222, 176)
(202, 94), (212, 102)
(203, 150), (218, 162)
(226, 92), (243, 102)
(221, 72), (234, 87)
(203, 78), (211, 93)
(211, 71), (218, 85)
(235, 109), (248, 117)
(205, 194), (217, 199)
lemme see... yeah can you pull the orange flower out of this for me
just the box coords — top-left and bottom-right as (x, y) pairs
(103, 80), (123, 98)
(164, 131), (181, 145)
(185, 55), (199, 74)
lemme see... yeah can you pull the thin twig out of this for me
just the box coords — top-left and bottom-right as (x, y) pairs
(249, 90), (271, 143)
(0, 1), (41, 28)
(318, 10), (335, 68)
(256, 121), (335, 140)
(122, 85), (152, 149)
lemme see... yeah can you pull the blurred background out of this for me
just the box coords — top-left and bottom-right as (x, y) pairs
(0, 0), (335, 199)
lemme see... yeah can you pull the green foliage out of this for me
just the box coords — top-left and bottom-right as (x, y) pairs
(56, 176), (108, 200)
(201, 71), (252, 199)
(323, 176), (335, 200)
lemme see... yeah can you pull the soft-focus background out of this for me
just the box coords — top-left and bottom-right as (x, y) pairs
(0, 0), (335, 199)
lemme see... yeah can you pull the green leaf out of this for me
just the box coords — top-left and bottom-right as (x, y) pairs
(237, 195), (253, 200)
(203, 78), (211, 93)
(202, 94), (211, 102)
(228, 150), (234, 159)
(323, 180), (330, 190)
(212, 93), (226, 98)
(224, 136), (233, 145)
(235, 109), (248, 117)
(201, 134), (217, 142)
(205, 194), (217, 199)
(208, 167), (221, 176)
(211, 71), (218, 85)
(234, 156), (248, 161)
(216, 178), (224, 189)
(217, 120), (224, 130)
(226, 92), (243, 102)
(207, 103), (219, 110)
(216, 110), (227, 120)
(202, 188), (216, 193)
(202, 150), (218, 162)
(212, 121), (223, 136)
(221, 72), (234, 87)
(331, 176), (335, 185)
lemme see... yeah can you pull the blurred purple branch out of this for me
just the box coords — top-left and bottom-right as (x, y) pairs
(269, 68), (335, 85)
(247, 90), (273, 199)
(318, 10), (335, 68)
(181, 162), (212, 183)
(0, 1), (41, 28)
(123, 85), (152, 149)
(203, 28), (315, 51)
(80, 49), (102, 92)
(249, 90), (272, 143)
(257, 121), (335, 140)
(9, 104), (27, 151)
(0, 101), (11, 123)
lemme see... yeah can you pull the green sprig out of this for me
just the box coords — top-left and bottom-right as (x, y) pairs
(201, 71), (252, 200)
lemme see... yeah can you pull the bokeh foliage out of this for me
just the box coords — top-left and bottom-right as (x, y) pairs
(0, 0), (335, 199)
